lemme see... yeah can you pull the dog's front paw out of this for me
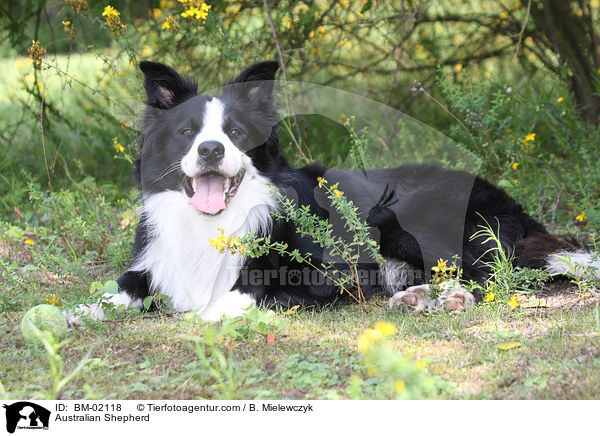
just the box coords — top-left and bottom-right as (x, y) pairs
(63, 303), (106, 327)
(388, 284), (437, 312)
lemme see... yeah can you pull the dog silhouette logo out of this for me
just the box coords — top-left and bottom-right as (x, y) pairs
(2, 402), (50, 433)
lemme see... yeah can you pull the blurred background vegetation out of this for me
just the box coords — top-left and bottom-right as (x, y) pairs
(0, 0), (599, 293)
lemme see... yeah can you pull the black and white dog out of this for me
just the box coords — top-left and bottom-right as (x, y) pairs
(67, 61), (598, 324)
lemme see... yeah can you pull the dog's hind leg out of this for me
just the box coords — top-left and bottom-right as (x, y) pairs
(388, 280), (475, 313)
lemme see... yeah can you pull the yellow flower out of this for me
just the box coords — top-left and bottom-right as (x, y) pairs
(181, 2), (211, 21)
(394, 380), (406, 392)
(102, 5), (120, 18)
(416, 359), (426, 370)
(511, 162), (520, 170)
(333, 189), (343, 198)
(484, 290), (496, 302)
(25, 238), (35, 246)
(556, 97), (564, 103)
(45, 294), (60, 306)
(114, 142), (125, 153)
(508, 295), (520, 310)
(317, 177), (326, 188)
(162, 19), (171, 30)
(576, 211), (587, 222)
(357, 328), (383, 353)
(522, 132), (536, 143)
(453, 63), (463, 73)
(209, 228), (246, 254)
(431, 258), (448, 273)
(374, 321), (396, 336)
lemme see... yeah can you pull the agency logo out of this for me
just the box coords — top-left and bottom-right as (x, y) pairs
(2, 402), (50, 433)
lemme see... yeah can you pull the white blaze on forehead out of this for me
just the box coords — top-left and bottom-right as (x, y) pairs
(181, 97), (243, 177)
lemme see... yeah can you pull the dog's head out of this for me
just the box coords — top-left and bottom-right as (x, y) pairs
(138, 60), (279, 215)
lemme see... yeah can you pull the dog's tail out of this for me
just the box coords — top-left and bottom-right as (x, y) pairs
(515, 232), (600, 281)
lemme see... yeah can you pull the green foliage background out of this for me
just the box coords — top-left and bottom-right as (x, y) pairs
(0, 0), (599, 284)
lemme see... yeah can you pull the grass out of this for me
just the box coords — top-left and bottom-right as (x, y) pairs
(1, 267), (599, 399)
(1, 10), (600, 400)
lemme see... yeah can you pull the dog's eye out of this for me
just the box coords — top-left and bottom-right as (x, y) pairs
(229, 128), (241, 137)
(181, 128), (194, 136)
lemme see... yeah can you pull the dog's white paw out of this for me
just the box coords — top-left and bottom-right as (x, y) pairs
(63, 303), (106, 327)
(196, 289), (256, 322)
(63, 292), (142, 326)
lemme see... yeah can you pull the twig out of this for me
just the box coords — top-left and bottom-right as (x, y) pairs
(263, 0), (309, 164)
(513, 0), (532, 58)
(40, 97), (52, 189)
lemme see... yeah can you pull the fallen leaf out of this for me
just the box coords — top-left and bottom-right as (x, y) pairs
(497, 341), (522, 351)
(520, 296), (550, 308)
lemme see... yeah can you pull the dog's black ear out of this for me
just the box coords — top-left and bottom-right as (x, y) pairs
(140, 61), (197, 109)
(224, 60), (279, 108)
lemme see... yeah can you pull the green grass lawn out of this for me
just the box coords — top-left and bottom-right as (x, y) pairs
(1, 38), (599, 401)
(1, 269), (599, 400)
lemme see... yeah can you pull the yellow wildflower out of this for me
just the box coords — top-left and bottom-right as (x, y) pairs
(521, 132), (536, 143)
(25, 238), (35, 246)
(161, 16), (179, 32)
(45, 294), (60, 306)
(102, 5), (120, 18)
(374, 321), (396, 336)
(431, 258), (448, 273)
(556, 97), (564, 103)
(484, 290), (496, 302)
(180, 2), (211, 21)
(416, 359), (426, 370)
(576, 211), (586, 222)
(333, 189), (343, 199)
(102, 5), (126, 36)
(357, 328), (383, 353)
(209, 228), (246, 254)
(511, 162), (520, 170)
(394, 380), (406, 392)
(508, 295), (520, 310)
(317, 177), (326, 188)
(114, 142), (125, 153)
(27, 40), (46, 71)
(453, 63), (463, 73)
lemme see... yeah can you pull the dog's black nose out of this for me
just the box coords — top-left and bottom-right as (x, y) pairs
(198, 141), (225, 164)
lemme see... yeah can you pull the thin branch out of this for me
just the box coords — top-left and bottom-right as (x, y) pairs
(514, 0), (532, 58)
(263, 0), (309, 163)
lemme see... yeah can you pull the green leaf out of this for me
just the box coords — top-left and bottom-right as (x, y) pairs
(143, 296), (153, 310)
(103, 280), (119, 294)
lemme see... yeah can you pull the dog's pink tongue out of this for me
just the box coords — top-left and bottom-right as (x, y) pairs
(189, 176), (226, 214)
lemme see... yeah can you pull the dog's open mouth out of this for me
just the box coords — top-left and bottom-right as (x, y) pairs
(185, 169), (245, 215)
